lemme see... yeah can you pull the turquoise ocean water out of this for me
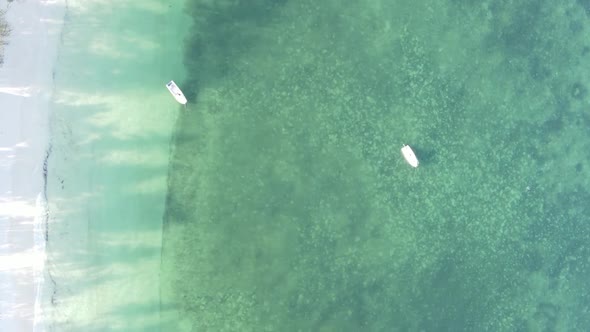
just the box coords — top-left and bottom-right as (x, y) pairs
(44, 1), (187, 330)
(41, 0), (590, 331)
(160, 0), (590, 331)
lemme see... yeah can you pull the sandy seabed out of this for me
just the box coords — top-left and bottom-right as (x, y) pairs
(2, 0), (190, 329)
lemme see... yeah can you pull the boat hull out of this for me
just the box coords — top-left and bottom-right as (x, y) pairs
(166, 80), (187, 105)
(401, 144), (419, 167)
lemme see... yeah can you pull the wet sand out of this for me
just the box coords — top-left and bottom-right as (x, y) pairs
(0, 1), (65, 330)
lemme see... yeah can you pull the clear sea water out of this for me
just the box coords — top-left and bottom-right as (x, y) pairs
(161, 0), (590, 331)
(48, 0), (590, 331)
(44, 0), (187, 331)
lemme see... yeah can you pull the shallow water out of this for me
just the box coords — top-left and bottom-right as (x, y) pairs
(161, 0), (590, 331)
(44, 1), (187, 331)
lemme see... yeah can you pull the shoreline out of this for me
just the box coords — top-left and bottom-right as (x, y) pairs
(0, 1), (65, 331)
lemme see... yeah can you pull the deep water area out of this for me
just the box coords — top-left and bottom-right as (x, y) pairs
(161, 1), (590, 330)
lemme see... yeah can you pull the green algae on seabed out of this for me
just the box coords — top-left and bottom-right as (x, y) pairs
(161, 0), (590, 330)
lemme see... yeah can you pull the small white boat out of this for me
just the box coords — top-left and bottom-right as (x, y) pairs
(401, 144), (419, 168)
(166, 80), (187, 105)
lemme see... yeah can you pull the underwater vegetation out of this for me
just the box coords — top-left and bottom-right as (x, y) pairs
(162, 0), (590, 330)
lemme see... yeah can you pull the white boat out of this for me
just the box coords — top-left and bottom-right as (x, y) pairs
(166, 80), (187, 105)
(401, 144), (419, 168)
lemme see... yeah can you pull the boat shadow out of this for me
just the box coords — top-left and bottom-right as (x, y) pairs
(413, 145), (437, 166)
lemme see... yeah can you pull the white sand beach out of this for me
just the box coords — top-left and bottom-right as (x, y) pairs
(1, 0), (188, 330)
(0, 1), (65, 331)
